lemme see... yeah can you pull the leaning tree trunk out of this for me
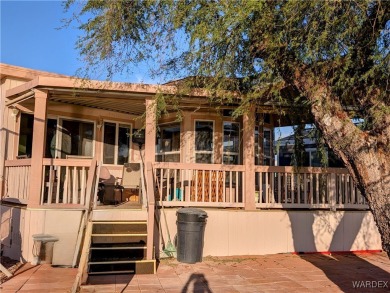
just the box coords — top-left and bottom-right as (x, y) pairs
(294, 79), (390, 258)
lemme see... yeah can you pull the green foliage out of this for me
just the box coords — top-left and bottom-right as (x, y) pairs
(65, 0), (389, 135)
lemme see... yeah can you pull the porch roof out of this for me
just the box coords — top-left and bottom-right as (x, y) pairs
(5, 75), (214, 115)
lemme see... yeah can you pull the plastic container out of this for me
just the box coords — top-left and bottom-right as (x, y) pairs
(176, 208), (207, 263)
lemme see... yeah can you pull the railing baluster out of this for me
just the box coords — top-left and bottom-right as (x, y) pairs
(195, 170), (198, 202)
(235, 171), (239, 203)
(344, 174), (348, 204)
(209, 170), (213, 202)
(41, 167), (46, 205)
(352, 177), (356, 203)
(303, 173), (307, 204)
(159, 169), (163, 201)
(265, 172), (269, 203)
(47, 165), (54, 204)
(242, 170), (245, 204)
(56, 167), (61, 204)
(297, 174), (301, 204)
(72, 166), (78, 204)
(180, 169), (184, 202)
(315, 174), (319, 204)
(167, 169), (171, 201)
(80, 167), (86, 205)
(258, 171), (262, 203)
(277, 172), (281, 204)
(283, 172), (287, 204)
(351, 175), (357, 204)
(173, 168), (177, 201)
(222, 171), (227, 202)
(63, 166), (69, 204)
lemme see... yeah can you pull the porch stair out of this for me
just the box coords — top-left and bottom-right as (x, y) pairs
(85, 220), (155, 277)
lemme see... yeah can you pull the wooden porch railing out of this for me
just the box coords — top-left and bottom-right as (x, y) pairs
(41, 158), (94, 206)
(4, 159), (32, 203)
(153, 162), (245, 208)
(255, 166), (367, 209)
(152, 163), (368, 210)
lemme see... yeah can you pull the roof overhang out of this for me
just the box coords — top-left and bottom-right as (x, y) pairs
(4, 75), (217, 116)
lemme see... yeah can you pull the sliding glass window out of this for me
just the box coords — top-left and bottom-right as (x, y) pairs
(59, 119), (94, 158)
(103, 122), (131, 165)
(223, 122), (240, 165)
(195, 120), (214, 164)
(156, 123), (180, 162)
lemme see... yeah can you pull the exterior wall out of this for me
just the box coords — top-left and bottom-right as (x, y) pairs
(0, 77), (30, 197)
(0, 204), (84, 266)
(157, 209), (382, 257)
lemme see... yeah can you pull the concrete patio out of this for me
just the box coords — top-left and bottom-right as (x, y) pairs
(1, 252), (389, 292)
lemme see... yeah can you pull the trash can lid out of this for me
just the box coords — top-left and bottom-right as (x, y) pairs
(177, 208), (208, 217)
(32, 234), (59, 242)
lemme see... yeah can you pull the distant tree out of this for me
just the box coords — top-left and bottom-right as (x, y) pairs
(66, 0), (390, 256)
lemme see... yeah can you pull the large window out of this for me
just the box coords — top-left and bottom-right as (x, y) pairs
(156, 123), (180, 162)
(18, 113), (34, 157)
(195, 120), (214, 164)
(223, 122), (240, 165)
(103, 122), (131, 165)
(60, 119), (94, 158)
(255, 126), (273, 166)
(18, 114), (57, 158)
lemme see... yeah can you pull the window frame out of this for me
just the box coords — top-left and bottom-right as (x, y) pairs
(222, 121), (241, 165)
(156, 122), (181, 163)
(102, 120), (132, 165)
(194, 119), (215, 164)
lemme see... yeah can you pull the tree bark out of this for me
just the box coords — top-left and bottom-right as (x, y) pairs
(294, 76), (390, 258)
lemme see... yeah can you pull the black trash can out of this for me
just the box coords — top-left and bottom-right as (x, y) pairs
(176, 208), (208, 263)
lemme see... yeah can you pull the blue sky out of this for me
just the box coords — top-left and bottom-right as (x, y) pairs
(0, 0), (154, 83)
(1, 1), (293, 138)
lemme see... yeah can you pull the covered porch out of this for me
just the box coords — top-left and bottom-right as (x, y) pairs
(0, 66), (379, 279)
(1, 75), (368, 212)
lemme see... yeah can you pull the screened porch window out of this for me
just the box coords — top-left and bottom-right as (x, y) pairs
(255, 126), (273, 166)
(60, 119), (94, 158)
(103, 122), (131, 165)
(223, 122), (240, 165)
(18, 114), (58, 158)
(156, 123), (180, 162)
(18, 113), (34, 158)
(195, 120), (214, 164)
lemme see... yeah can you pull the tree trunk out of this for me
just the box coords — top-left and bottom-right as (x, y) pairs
(294, 78), (390, 258)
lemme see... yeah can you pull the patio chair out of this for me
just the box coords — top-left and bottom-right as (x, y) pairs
(121, 163), (142, 203)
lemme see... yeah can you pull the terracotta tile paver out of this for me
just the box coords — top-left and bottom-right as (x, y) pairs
(1, 252), (389, 292)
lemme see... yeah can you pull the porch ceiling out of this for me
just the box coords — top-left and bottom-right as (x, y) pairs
(48, 89), (148, 116)
(47, 89), (216, 115)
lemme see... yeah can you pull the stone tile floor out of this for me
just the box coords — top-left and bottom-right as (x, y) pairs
(1, 252), (389, 292)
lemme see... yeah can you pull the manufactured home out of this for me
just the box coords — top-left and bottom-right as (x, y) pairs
(0, 64), (382, 280)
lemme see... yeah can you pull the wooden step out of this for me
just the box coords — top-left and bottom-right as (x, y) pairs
(91, 233), (147, 236)
(88, 259), (156, 274)
(90, 246), (146, 262)
(85, 219), (155, 276)
(92, 222), (147, 235)
(90, 245), (147, 250)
